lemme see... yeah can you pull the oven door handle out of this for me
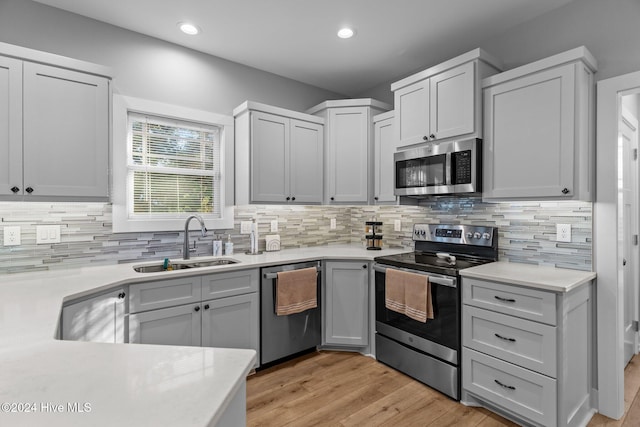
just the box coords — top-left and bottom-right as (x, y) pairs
(373, 264), (456, 288)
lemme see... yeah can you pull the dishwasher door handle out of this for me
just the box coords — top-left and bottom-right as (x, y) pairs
(263, 266), (320, 280)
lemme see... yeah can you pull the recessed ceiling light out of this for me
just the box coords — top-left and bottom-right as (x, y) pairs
(337, 28), (355, 39)
(178, 22), (200, 35)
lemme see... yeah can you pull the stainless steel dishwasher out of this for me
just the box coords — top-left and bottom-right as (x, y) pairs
(261, 261), (321, 365)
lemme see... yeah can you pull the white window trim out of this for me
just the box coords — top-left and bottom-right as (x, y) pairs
(112, 94), (235, 232)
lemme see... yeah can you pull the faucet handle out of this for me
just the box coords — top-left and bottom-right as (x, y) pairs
(190, 240), (197, 252)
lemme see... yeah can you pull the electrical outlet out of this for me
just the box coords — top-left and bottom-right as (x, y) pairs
(270, 220), (278, 232)
(36, 225), (61, 244)
(394, 220), (402, 232)
(240, 221), (253, 234)
(557, 224), (571, 242)
(4, 226), (21, 246)
(330, 218), (337, 230)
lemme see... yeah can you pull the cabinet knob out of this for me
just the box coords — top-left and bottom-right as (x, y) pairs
(204, 304), (210, 310)
(374, 196), (378, 201)
(330, 197), (335, 201)
(423, 135), (429, 141)
(561, 188), (570, 195)
(363, 264), (367, 269)
(286, 196), (291, 201)
(10, 186), (19, 194)
(429, 134), (436, 140)
(194, 306), (201, 312)
(118, 292), (126, 299)
(291, 196), (295, 201)
(25, 187), (34, 194)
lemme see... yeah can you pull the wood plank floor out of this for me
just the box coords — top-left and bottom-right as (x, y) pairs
(247, 351), (640, 427)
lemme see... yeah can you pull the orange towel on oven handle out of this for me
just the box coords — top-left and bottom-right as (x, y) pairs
(275, 267), (318, 316)
(385, 268), (434, 323)
(385, 268), (406, 315)
(404, 271), (433, 323)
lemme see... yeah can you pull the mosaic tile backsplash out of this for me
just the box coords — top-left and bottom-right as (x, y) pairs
(0, 198), (592, 274)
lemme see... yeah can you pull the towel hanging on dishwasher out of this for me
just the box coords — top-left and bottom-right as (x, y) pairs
(275, 267), (318, 316)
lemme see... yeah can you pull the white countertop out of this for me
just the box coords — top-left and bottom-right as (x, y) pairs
(459, 260), (596, 292)
(0, 244), (406, 426)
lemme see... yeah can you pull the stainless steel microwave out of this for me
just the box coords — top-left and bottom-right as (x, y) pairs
(394, 138), (481, 197)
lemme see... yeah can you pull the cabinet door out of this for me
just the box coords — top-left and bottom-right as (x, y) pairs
(430, 61), (475, 140)
(324, 261), (369, 346)
(201, 293), (259, 355)
(483, 63), (575, 199)
(250, 111), (290, 203)
(0, 56), (22, 197)
(22, 62), (109, 199)
(61, 288), (126, 343)
(290, 119), (323, 203)
(394, 80), (429, 148)
(374, 115), (397, 203)
(327, 107), (369, 203)
(129, 303), (202, 346)
(129, 276), (201, 313)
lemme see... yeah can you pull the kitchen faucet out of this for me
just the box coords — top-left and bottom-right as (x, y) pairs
(183, 214), (207, 260)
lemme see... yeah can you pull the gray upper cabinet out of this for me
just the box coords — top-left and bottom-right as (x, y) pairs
(307, 99), (391, 204)
(482, 47), (597, 201)
(234, 101), (324, 205)
(373, 111), (397, 204)
(0, 42), (111, 201)
(391, 49), (502, 149)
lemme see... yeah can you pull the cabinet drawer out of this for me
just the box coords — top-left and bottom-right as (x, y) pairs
(201, 269), (259, 300)
(463, 278), (556, 325)
(463, 348), (557, 427)
(129, 276), (202, 313)
(463, 305), (557, 377)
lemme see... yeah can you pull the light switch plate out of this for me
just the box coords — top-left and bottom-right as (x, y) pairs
(330, 218), (337, 230)
(240, 221), (253, 234)
(394, 220), (402, 232)
(37, 225), (61, 244)
(4, 226), (21, 246)
(270, 220), (278, 232)
(556, 224), (571, 242)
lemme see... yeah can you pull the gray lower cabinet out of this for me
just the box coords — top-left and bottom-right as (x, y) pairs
(462, 277), (594, 427)
(129, 303), (202, 346)
(61, 288), (126, 343)
(202, 293), (259, 351)
(323, 261), (369, 347)
(128, 269), (260, 366)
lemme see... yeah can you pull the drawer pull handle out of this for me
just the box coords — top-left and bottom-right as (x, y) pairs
(494, 333), (516, 342)
(494, 379), (516, 390)
(494, 295), (516, 303)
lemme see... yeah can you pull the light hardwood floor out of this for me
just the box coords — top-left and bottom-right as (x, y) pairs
(247, 351), (640, 427)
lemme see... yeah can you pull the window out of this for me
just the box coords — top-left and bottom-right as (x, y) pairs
(112, 95), (234, 232)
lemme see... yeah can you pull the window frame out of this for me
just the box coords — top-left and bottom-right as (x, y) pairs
(112, 95), (234, 233)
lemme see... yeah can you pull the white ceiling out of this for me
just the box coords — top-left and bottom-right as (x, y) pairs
(34, 0), (574, 96)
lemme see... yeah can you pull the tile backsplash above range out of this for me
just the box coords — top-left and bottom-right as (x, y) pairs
(0, 199), (591, 275)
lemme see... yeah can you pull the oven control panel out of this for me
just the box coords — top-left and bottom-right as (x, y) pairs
(413, 223), (495, 247)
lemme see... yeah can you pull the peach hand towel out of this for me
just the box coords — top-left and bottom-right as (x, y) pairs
(385, 268), (406, 315)
(403, 270), (433, 323)
(276, 267), (318, 316)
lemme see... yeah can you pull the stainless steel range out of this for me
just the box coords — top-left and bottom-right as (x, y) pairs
(373, 223), (498, 400)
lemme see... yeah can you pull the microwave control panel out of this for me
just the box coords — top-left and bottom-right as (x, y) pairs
(452, 150), (472, 184)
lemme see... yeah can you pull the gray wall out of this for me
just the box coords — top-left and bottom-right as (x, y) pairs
(359, 0), (640, 105)
(0, 0), (344, 115)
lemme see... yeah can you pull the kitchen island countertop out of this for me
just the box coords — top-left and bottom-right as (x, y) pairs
(0, 244), (407, 426)
(460, 260), (596, 292)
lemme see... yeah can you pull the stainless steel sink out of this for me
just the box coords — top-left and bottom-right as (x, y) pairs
(133, 258), (239, 273)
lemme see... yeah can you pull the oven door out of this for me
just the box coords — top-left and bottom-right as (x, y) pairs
(373, 263), (459, 365)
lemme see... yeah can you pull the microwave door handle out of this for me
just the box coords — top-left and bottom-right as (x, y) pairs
(445, 152), (452, 186)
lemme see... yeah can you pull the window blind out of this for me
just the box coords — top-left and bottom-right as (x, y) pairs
(127, 112), (222, 217)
